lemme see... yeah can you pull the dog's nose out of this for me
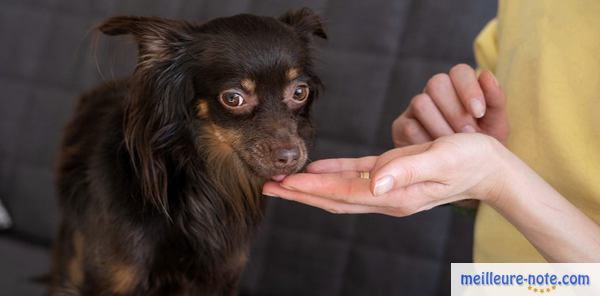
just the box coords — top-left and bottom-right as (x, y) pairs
(275, 147), (300, 167)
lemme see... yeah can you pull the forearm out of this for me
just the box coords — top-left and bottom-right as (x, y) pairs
(486, 146), (600, 262)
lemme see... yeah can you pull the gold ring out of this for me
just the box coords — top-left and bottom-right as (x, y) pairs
(359, 171), (370, 179)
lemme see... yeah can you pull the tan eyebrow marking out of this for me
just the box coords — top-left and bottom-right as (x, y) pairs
(197, 100), (209, 119)
(287, 68), (300, 80)
(241, 79), (256, 93)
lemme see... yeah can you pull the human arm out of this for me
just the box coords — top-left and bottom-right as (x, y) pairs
(263, 133), (600, 262)
(486, 143), (600, 262)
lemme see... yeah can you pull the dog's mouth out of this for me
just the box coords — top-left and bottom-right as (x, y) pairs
(271, 174), (287, 182)
(251, 159), (307, 182)
(236, 143), (308, 182)
(246, 164), (305, 182)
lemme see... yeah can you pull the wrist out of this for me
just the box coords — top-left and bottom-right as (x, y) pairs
(479, 137), (540, 215)
(471, 135), (514, 206)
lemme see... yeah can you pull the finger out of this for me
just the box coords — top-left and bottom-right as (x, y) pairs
(279, 174), (404, 209)
(306, 156), (377, 174)
(262, 181), (377, 214)
(370, 141), (433, 177)
(300, 170), (369, 179)
(280, 173), (375, 204)
(425, 73), (479, 133)
(392, 114), (432, 147)
(409, 93), (455, 138)
(369, 147), (442, 196)
(479, 70), (504, 110)
(449, 64), (486, 118)
(477, 70), (509, 142)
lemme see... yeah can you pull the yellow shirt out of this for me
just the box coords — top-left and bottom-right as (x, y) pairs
(473, 1), (600, 262)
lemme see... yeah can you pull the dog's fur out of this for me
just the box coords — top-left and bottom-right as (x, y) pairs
(51, 9), (325, 295)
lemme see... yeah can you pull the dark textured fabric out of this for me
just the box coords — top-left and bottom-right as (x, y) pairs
(0, 235), (49, 295)
(0, 0), (495, 294)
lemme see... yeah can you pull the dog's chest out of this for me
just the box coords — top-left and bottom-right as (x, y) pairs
(139, 221), (252, 294)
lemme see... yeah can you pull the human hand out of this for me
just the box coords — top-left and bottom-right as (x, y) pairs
(262, 133), (508, 216)
(392, 64), (508, 147)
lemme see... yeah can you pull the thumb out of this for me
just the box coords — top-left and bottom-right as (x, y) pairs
(369, 148), (441, 196)
(478, 70), (509, 142)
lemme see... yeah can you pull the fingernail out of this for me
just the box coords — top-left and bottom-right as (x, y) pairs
(470, 99), (485, 118)
(373, 175), (394, 196)
(262, 192), (278, 197)
(461, 125), (476, 133)
(492, 74), (499, 87)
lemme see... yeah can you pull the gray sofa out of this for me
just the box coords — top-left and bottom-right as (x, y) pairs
(0, 0), (495, 295)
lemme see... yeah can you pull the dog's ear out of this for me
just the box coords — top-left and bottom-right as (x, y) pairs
(98, 16), (194, 65)
(98, 16), (197, 216)
(279, 8), (327, 40)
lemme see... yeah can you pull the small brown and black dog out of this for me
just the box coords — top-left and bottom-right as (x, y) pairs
(51, 8), (325, 295)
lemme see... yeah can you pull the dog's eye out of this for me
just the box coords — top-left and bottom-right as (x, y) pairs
(219, 91), (245, 107)
(293, 84), (310, 102)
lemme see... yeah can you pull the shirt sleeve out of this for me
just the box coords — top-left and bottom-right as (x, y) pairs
(474, 18), (498, 73)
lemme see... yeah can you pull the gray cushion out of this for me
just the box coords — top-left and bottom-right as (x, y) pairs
(0, 236), (50, 296)
(0, 198), (11, 230)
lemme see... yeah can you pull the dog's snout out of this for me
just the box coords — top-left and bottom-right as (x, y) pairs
(274, 147), (300, 167)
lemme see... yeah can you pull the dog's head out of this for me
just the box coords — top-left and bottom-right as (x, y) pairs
(99, 9), (325, 208)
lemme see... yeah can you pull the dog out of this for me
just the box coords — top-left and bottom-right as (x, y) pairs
(51, 8), (326, 295)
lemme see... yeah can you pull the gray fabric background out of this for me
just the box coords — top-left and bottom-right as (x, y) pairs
(0, 0), (496, 295)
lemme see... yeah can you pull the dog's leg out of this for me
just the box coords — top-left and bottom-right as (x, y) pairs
(49, 224), (84, 296)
